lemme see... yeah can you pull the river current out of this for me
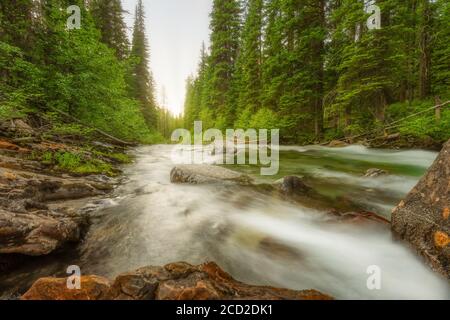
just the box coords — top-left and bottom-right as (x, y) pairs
(1, 144), (449, 299)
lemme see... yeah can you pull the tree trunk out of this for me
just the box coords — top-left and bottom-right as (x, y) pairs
(418, 0), (432, 99)
(344, 106), (352, 127)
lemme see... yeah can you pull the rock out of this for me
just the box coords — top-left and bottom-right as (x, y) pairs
(259, 237), (302, 260)
(0, 166), (113, 263)
(0, 167), (107, 204)
(328, 140), (349, 148)
(0, 139), (29, 154)
(0, 208), (87, 256)
(336, 211), (390, 225)
(11, 119), (34, 135)
(22, 262), (333, 300)
(170, 165), (253, 185)
(392, 139), (450, 278)
(364, 168), (388, 178)
(40, 182), (100, 201)
(275, 176), (312, 196)
(0, 155), (44, 172)
(21, 276), (111, 300)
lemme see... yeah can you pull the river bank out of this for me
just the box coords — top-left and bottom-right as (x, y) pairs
(1, 117), (448, 300)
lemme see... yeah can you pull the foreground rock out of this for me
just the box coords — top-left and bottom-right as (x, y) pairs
(392, 139), (450, 278)
(0, 165), (114, 267)
(21, 276), (111, 300)
(22, 262), (332, 300)
(170, 165), (253, 185)
(0, 208), (85, 256)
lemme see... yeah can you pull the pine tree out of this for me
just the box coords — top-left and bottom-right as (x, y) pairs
(328, 0), (401, 134)
(206, 0), (242, 129)
(260, 0), (326, 142)
(235, 0), (264, 128)
(261, 0), (284, 113)
(130, 0), (158, 129)
(431, 0), (450, 97)
(0, 0), (35, 51)
(417, 0), (433, 99)
(90, 0), (130, 60)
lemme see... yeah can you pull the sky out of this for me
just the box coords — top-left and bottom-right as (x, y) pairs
(122, 0), (212, 116)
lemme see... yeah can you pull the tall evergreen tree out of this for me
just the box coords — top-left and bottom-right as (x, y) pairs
(431, 0), (450, 97)
(206, 0), (242, 129)
(130, 0), (158, 128)
(0, 0), (35, 51)
(235, 0), (264, 128)
(329, 0), (401, 133)
(186, 0), (449, 144)
(90, 0), (130, 60)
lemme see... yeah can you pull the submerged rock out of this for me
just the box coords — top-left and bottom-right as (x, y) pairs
(170, 165), (253, 185)
(392, 139), (450, 278)
(364, 168), (388, 178)
(274, 176), (312, 196)
(22, 262), (333, 300)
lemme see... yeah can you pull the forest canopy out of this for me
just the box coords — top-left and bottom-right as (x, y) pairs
(0, 0), (183, 143)
(184, 0), (450, 145)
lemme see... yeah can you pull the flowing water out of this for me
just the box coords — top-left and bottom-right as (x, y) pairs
(1, 145), (449, 299)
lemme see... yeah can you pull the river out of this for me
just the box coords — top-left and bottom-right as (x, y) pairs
(1, 144), (449, 299)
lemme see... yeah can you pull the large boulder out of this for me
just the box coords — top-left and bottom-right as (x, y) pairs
(0, 166), (113, 265)
(170, 165), (253, 185)
(392, 140), (450, 278)
(22, 262), (333, 300)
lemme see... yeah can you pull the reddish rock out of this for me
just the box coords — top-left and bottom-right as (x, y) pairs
(0, 139), (29, 153)
(21, 276), (111, 300)
(22, 262), (333, 300)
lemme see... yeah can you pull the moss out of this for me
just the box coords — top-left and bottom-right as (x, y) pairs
(33, 151), (116, 176)
(92, 150), (133, 164)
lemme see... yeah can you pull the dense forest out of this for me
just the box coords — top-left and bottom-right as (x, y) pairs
(184, 0), (450, 145)
(1, 0), (449, 146)
(0, 0), (182, 143)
